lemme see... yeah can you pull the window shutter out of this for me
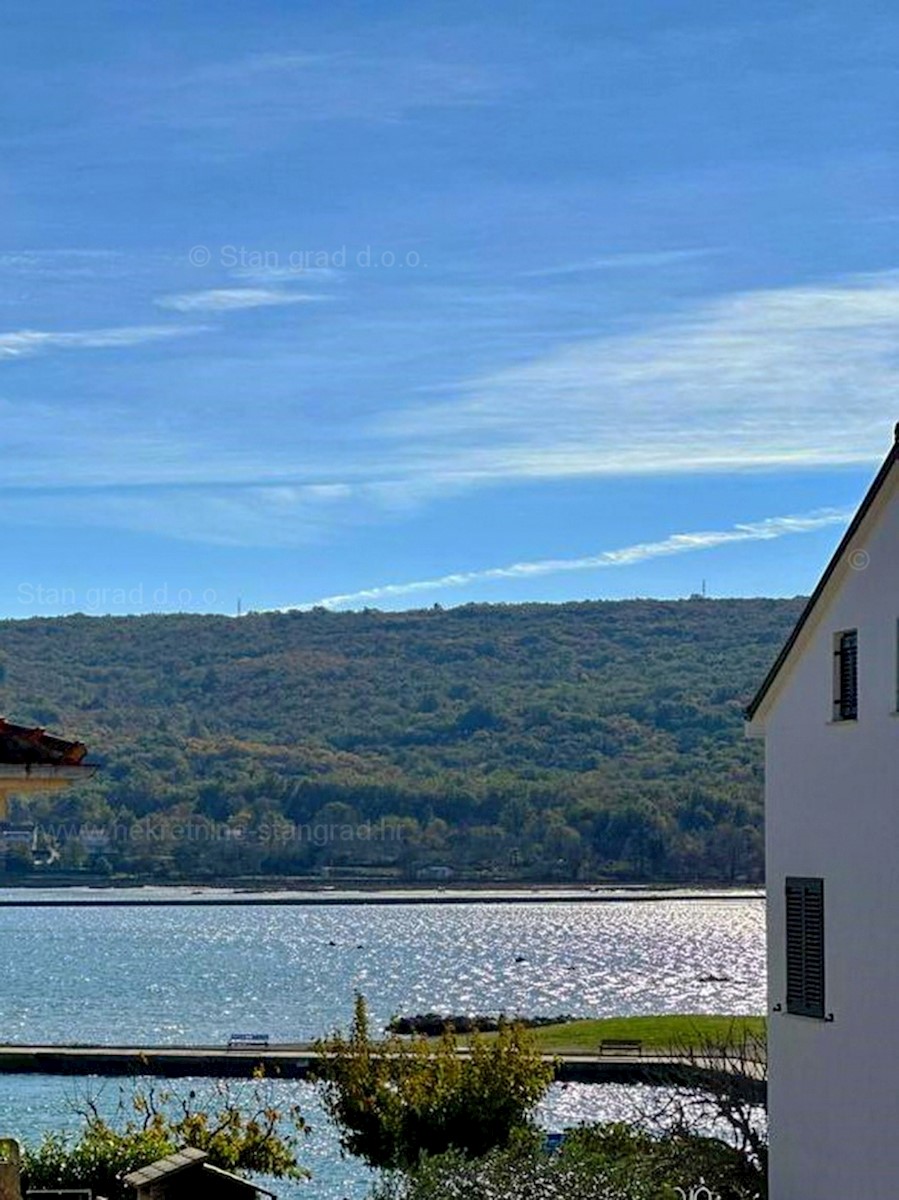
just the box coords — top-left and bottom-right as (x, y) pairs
(785, 877), (825, 1018)
(835, 630), (858, 720)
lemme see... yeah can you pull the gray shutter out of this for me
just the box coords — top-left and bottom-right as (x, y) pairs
(836, 631), (858, 720)
(785, 877), (825, 1018)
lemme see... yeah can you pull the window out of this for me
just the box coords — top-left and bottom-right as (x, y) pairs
(785, 876), (825, 1018)
(833, 629), (858, 721)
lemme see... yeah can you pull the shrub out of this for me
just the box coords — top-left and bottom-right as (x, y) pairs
(22, 1077), (308, 1200)
(371, 1122), (764, 1200)
(313, 994), (554, 1170)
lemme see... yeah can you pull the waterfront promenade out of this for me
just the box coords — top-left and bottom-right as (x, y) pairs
(0, 1043), (766, 1098)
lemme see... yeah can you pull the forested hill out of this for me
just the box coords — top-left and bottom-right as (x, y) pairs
(0, 598), (803, 883)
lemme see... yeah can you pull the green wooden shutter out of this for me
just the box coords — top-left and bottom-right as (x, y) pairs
(785, 876), (825, 1018)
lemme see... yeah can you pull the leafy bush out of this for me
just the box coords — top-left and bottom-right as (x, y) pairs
(22, 1077), (308, 1200)
(313, 994), (554, 1170)
(371, 1122), (765, 1200)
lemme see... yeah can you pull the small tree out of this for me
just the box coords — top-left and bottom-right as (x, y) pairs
(313, 994), (554, 1170)
(22, 1075), (308, 1199)
(641, 1020), (767, 1197)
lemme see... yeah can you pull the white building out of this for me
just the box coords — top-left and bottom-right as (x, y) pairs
(747, 428), (899, 1200)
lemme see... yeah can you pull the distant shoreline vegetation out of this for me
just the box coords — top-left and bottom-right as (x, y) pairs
(0, 597), (801, 884)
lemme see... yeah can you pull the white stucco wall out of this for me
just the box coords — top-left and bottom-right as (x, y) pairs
(760, 467), (899, 1200)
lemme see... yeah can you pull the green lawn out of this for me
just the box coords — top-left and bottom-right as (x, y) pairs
(498, 1014), (765, 1055)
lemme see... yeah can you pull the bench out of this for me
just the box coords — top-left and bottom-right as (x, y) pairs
(599, 1038), (643, 1057)
(227, 1033), (270, 1050)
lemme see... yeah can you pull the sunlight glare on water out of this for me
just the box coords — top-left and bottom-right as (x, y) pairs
(0, 897), (765, 1043)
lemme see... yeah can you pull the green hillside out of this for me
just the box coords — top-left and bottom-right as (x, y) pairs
(0, 597), (802, 883)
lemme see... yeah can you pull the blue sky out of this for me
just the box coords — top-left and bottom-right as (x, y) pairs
(2, 0), (898, 616)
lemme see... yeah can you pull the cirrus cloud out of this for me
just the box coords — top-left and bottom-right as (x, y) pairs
(383, 269), (899, 484)
(0, 323), (208, 360)
(156, 287), (327, 312)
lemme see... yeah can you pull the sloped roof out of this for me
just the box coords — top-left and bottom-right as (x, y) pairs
(123, 1146), (207, 1185)
(123, 1147), (275, 1195)
(746, 429), (899, 721)
(203, 1162), (276, 1196)
(0, 718), (88, 766)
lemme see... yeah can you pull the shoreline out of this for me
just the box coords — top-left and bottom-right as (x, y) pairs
(0, 884), (763, 907)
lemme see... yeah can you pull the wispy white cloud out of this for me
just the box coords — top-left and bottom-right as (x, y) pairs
(4, 269), (898, 547)
(0, 480), (360, 548)
(137, 50), (512, 139)
(524, 247), (722, 277)
(230, 266), (341, 284)
(0, 323), (208, 360)
(383, 269), (899, 484)
(0, 249), (125, 279)
(296, 507), (852, 609)
(156, 287), (326, 313)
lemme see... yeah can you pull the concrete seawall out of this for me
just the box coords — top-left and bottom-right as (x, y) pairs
(0, 1044), (766, 1099)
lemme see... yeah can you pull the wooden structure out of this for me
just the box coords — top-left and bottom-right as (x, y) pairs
(0, 720), (94, 820)
(0, 1139), (21, 1200)
(123, 1148), (275, 1199)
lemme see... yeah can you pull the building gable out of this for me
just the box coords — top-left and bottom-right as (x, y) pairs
(746, 430), (899, 730)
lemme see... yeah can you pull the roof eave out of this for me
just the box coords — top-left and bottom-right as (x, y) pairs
(745, 434), (899, 726)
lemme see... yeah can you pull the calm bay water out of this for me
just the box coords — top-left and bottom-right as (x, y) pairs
(0, 893), (765, 1043)
(0, 891), (765, 1198)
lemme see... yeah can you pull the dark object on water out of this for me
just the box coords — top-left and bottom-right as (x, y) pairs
(514, 955), (527, 963)
(0, 718), (88, 766)
(697, 973), (732, 983)
(387, 1012), (576, 1036)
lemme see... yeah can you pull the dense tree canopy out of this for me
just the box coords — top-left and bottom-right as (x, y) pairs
(0, 597), (802, 882)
